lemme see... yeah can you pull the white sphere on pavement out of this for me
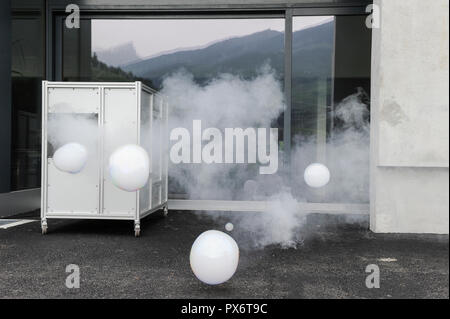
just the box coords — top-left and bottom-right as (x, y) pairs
(225, 223), (234, 232)
(190, 230), (239, 285)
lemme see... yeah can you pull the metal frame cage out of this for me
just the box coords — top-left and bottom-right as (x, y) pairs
(41, 81), (169, 236)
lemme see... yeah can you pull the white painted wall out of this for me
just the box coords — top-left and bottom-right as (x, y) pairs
(371, 0), (449, 233)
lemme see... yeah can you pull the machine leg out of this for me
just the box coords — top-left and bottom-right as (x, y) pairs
(163, 206), (169, 217)
(41, 219), (48, 235)
(134, 221), (140, 237)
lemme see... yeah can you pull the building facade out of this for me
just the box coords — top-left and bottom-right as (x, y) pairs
(0, 0), (448, 234)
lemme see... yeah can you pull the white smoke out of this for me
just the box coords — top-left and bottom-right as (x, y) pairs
(47, 114), (99, 158)
(241, 191), (306, 249)
(162, 65), (285, 200)
(161, 68), (370, 249)
(290, 87), (370, 204)
(162, 65), (284, 129)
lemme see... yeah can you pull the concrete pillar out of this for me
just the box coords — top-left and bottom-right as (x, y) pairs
(370, 0), (449, 233)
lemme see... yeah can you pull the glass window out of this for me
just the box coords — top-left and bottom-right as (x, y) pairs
(291, 16), (335, 156)
(290, 15), (371, 204)
(10, 0), (45, 190)
(62, 18), (285, 200)
(59, 15), (371, 203)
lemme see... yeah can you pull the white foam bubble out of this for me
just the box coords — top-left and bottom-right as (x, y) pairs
(190, 230), (239, 285)
(109, 144), (150, 192)
(53, 142), (88, 174)
(304, 163), (330, 188)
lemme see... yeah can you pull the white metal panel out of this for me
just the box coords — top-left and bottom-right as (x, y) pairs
(47, 158), (99, 214)
(150, 95), (164, 210)
(152, 183), (162, 207)
(152, 96), (162, 183)
(139, 90), (152, 213)
(102, 87), (138, 216)
(161, 101), (169, 203)
(48, 87), (100, 113)
(42, 81), (168, 233)
(41, 81), (48, 223)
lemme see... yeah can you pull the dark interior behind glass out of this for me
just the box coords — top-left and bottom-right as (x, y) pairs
(10, 0), (45, 190)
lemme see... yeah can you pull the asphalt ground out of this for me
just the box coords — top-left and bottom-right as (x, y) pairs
(0, 210), (448, 299)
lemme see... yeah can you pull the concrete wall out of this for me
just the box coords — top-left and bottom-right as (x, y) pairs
(370, 0), (449, 233)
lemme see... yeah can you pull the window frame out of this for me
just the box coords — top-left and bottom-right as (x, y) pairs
(44, 1), (371, 212)
(47, 1), (370, 160)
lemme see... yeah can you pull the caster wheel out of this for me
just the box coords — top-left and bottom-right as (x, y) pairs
(163, 206), (169, 217)
(134, 223), (140, 237)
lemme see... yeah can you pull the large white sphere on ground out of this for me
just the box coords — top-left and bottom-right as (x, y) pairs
(53, 142), (88, 174)
(304, 163), (330, 188)
(109, 144), (150, 192)
(190, 230), (239, 285)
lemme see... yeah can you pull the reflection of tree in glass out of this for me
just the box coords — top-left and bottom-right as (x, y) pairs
(90, 53), (154, 88)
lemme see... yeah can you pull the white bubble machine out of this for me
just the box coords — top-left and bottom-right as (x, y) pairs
(41, 81), (169, 236)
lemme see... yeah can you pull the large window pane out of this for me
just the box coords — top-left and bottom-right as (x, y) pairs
(60, 15), (371, 203)
(291, 16), (334, 154)
(62, 18), (285, 200)
(10, 0), (45, 190)
(91, 19), (284, 89)
(290, 15), (371, 204)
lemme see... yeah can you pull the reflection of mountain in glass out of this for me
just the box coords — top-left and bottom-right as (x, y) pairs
(90, 53), (154, 88)
(94, 42), (141, 67)
(90, 21), (334, 141)
(90, 21), (336, 199)
(121, 21), (334, 88)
